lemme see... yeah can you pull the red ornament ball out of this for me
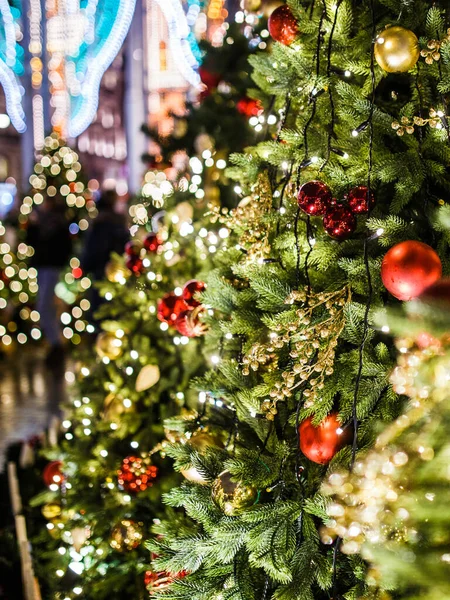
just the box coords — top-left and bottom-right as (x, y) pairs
(297, 180), (333, 216)
(299, 413), (351, 465)
(347, 185), (375, 214)
(323, 206), (356, 240)
(117, 456), (158, 493)
(236, 97), (263, 117)
(126, 254), (144, 275)
(157, 292), (189, 324)
(381, 241), (442, 301)
(268, 5), (298, 45)
(143, 232), (162, 253)
(125, 240), (141, 256)
(175, 309), (207, 338)
(43, 461), (64, 487)
(182, 279), (206, 308)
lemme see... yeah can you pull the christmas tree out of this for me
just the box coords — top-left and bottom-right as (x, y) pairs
(143, 2), (450, 599)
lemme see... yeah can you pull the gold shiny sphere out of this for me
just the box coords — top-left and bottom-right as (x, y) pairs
(242, 0), (261, 12)
(374, 26), (419, 73)
(105, 260), (131, 283)
(211, 470), (258, 516)
(180, 432), (221, 485)
(95, 331), (123, 360)
(41, 502), (62, 520)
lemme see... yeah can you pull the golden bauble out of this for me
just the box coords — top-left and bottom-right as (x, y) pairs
(374, 26), (419, 73)
(105, 260), (131, 283)
(95, 331), (123, 360)
(41, 502), (62, 520)
(180, 432), (221, 485)
(211, 470), (258, 516)
(242, 0), (261, 12)
(110, 519), (143, 552)
(261, 0), (283, 18)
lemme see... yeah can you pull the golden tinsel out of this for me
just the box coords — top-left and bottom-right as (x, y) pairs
(243, 285), (350, 419)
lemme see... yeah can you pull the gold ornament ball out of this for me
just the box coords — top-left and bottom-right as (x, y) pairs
(110, 519), (143, 552)
(180, 432), (221, 485)
(41, 502), (62, 520)
(242, 0), (261, 12)
(105, 261), (131, 283)
(95, 331), (123, 360)
(261, 0), (283, 18)
(211, 470), (258, 516)
(374, 26), (419, 73)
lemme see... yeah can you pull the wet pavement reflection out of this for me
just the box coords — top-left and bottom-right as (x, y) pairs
(0, 348), (67, 470)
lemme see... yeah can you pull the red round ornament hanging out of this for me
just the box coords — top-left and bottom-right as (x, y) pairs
(323, 206), (356, 240)
(175, 308), (207, 338)
(157, 292), (189, 324)
(143, 232), (162, 253)
(268, 5), (298, 46)
(43, 460), (65, 487)
(299, 413), (351, 465)
(236, 97), (263, 117)
(126, 254), (144, 275)
(381, 241), (442, 301)
(117, 456), (158, 493)
(297, 180), (333, 216)
(125, 240), (141, 256)
(347, 185), (375, 214)
(182, 279), (206, 308)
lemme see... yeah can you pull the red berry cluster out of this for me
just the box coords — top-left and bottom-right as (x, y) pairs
(124, 232), (162, 275)
(157, 280), (207, 338)
(297, 181), (375, 241)
(117, 455), (158, 493)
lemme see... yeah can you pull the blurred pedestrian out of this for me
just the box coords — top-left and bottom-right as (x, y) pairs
(27, 195), (72, 368)
(80, 190), (129, 322)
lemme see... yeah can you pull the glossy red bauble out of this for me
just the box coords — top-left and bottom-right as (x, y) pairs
(268, 5), (298, 46)
(236, 97), (263, 117)
(117, 456), (158, 493)
(126, 254), (144, 275)
(125, 240), (141, 256)
(347, 186), (375, 214)
(381, 241), (442, 301)
(43, 461), (64, 487)
(299, 413), (351, 465)
(198, 66), (221, 98)
(297, 180), (333, 216)
(182, 279), (206, 308)
(157, 292), (189, 324)
(143, 232), (162, 253)
(175, 309), (206, 338)
(323, 206), (356, 240)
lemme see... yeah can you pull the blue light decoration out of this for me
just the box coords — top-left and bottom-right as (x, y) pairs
(67, 0), (137, 137)
(154, 0), (201, 87)
(0, 0), (26, 132)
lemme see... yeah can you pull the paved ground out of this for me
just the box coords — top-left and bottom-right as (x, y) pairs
(0, 348), (67, 471)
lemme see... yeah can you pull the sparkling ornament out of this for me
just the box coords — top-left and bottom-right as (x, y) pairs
(268, 5), (298, 46)
(323, 206), (356, 240)
(117, 455), (158, 493)
(381, 241), (442, 301)
(297, 180), (333, 216)
(175, 308), (207, 338)
(125, 240), (142, 256)
(143, 232), (162, 253)
(243, 0), (261, 11)
(41, 502), (62, 520)
(157, 292), (189, 324)
(110, 519), (143, 551)
(105, 260), (131, 283)
(211, 470), (258, 516)
(126, 254), (144, 275)
(299, 413), (351, 465)
(43, 460), (64, 487)
(236, 97), (263, 117)
(182, 280), (206, 308)
(347, 186), (375, 214)
(374, 26), (420, 73)
(180, 432), (220, 484)
(95, 331), (123, 360)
